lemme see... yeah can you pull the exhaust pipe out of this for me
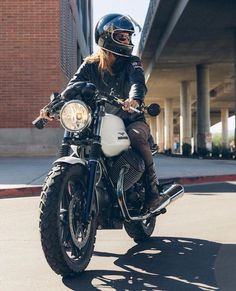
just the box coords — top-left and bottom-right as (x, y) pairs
(150, 184), (184, 214)
(116, 167), (184, 221)
(161, 184), (184, 203)
(149, 184), (184, 214)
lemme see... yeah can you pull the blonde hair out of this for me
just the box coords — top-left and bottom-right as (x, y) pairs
(85, 48), (114, 75)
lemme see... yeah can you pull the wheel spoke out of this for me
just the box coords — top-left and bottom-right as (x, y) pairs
(70, 238), (81, 258)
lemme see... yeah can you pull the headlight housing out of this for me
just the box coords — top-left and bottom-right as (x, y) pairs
(60, 100), (92, 132)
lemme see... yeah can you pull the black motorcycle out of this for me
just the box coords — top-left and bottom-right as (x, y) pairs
(33, 82), (184, 277)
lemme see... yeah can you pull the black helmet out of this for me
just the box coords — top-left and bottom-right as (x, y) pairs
(95, 13), (136, 57)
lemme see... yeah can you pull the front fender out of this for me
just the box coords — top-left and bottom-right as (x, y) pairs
(53, 156), (87, 166)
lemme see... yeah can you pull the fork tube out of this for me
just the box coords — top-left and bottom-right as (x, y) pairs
(84, 102), (105, 222)
(58, 130), (73, 157)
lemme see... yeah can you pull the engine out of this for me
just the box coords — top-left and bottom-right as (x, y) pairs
(109, 149), (145, 191)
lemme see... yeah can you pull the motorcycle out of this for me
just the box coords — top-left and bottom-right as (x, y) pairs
(33, 82), (184, 277)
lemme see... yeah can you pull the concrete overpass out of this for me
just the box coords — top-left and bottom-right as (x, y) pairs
(138, 0), (236, 154)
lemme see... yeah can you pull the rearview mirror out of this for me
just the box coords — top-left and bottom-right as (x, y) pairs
(50, 92), (59, 102)
(147, 103), (161, 116)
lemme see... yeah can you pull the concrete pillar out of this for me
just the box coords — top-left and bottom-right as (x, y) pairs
(164, 98), (174, 152)
(196, 64), (212, 154)
(156, 110), (164, 152)
(180, 81), (192, 154)
(221, 108), (229, 148)
(192, 112), (197, 153)
(234, 30), (236, 148)
(149, 117), (157, 142)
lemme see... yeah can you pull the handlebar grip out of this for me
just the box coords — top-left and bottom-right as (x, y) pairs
(114, 98), (142, 113)
(32, 117), (48, 129)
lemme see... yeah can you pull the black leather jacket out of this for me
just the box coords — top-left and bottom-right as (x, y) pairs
(67, 55), (147, 124)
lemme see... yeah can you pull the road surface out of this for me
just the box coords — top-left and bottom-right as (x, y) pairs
(0, 182), (235, 290)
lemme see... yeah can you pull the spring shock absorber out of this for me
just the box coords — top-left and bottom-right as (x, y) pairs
(58, 143), (71, 157)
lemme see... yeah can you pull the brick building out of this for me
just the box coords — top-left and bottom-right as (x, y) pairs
(0, 0), (93, 156)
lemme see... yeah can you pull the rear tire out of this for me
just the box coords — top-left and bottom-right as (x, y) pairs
(39, 162), (97, 277)
(124, 217), (156, 243)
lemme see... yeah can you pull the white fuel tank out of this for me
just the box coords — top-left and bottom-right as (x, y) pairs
(100, 114), (130, 157)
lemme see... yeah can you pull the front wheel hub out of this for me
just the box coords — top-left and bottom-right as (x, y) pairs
(68, 195), (91, 249)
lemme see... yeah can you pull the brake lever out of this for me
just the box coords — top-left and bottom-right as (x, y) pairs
(50, 99), (65, 112)
(113, 97), (142, 113)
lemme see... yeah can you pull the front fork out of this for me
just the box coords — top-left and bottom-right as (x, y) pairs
(84, 102), (105, 223)
(84, 140), (101, 222)
(58, 130), (73, 157)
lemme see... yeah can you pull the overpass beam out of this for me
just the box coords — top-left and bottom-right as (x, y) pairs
(196, 64), (212, 155)
(221, 108), (229, 149)
(180, 81), (192, 153)
(164, 98), (174, 152)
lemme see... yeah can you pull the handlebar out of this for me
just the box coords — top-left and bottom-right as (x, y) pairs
(111, 96), (142, 113)
(32, 117), (49, 129)
(100, 92), (143, 114)
(32, 84), (160, 129)
(32, 98), (64, 129)
(101, 91), (161, 116)
(110, 95), (161, 116)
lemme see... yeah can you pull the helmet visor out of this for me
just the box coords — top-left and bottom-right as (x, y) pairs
(103, 15), (135, 33)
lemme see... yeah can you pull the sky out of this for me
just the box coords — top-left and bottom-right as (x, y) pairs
(92, 0), (150, 54)
(211, 115), (235, 134)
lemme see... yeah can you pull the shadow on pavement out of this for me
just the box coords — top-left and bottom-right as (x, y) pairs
(184, 182), (236, 194)
(63, 236), (236, 291)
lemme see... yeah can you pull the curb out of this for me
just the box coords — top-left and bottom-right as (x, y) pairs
(1, 174), (236, 199)
(0, 186), (41, 199)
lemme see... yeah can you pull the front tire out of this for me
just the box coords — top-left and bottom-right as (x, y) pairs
(39, 163), (97, 277)
(124, 217), (156, 243)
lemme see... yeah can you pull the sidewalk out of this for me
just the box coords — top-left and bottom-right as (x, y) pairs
(0, 155), (236, 198)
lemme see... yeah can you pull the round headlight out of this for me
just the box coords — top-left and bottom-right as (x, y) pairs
(60, 100), (91, 132)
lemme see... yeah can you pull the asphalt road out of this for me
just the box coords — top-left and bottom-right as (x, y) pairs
(0, 182), (236, 291)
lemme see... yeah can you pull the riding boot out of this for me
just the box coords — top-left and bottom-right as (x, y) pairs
(145, 163), (169, 211)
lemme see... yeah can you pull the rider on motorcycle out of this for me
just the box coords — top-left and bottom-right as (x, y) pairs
(40, 13), (169, 211)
